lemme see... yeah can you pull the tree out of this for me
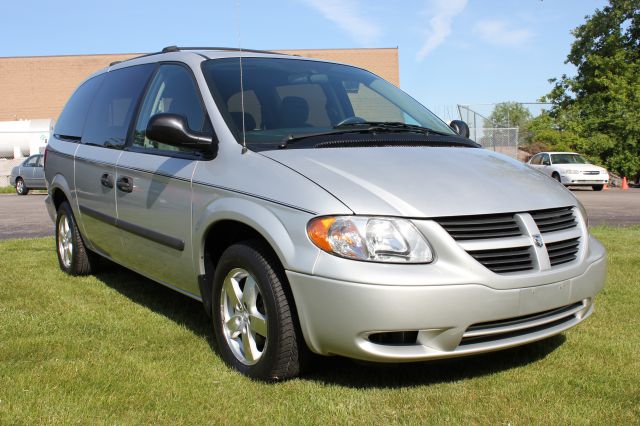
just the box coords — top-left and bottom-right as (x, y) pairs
(523, 111), (578, 153)
(541, 0), (640, 178)
(486, 102), (532, 128)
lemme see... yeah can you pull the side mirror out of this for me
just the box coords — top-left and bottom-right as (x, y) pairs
(449, 120), (470, 138)
(146, 113), (216, 157)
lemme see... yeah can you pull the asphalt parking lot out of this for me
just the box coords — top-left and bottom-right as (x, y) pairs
(571, 187), (640, 226)
(0, 194), (52, 239)
(1, 188), (639, 240)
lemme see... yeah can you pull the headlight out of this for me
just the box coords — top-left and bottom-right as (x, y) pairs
(564, 170), (581, 175)
(307, 216), (434, 263)
(576, 201), (589, 228)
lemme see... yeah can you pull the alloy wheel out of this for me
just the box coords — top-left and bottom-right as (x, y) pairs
(57, 213), (73, 268)
(220, 268), (269, 365)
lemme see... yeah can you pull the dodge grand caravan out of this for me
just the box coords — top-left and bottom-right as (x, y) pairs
(45, 46), (606, 380)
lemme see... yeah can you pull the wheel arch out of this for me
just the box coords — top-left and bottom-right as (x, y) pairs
(48, 173), (74, 211)
(194, 197), (305, 316)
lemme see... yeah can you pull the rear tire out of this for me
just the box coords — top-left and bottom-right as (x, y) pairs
(212, 240), (302, 381)
(55, 201), (97, 275)
(592, 185), (603, 191)
(15, 178), (28, 195)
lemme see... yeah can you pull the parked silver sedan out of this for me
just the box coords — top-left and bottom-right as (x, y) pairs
(10, 154), (46, 195)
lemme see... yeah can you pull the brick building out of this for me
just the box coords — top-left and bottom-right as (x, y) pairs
(0, 48), (399, 122)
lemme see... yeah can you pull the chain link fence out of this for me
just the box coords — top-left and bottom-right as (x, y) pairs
(475, 127), (520, 159)
(456, 104), (524, 161)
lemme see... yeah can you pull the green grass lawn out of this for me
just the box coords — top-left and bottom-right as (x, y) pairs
(1, 228), (638, 424)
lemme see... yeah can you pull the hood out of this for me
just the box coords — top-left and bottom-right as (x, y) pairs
(262, 147), (578, 217)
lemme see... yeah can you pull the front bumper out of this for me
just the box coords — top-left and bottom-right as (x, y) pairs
(287, 243), (606, 362)
(560, 174), (609, 185)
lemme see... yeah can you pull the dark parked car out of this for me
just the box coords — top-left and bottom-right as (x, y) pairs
(10, 154), (46, 195)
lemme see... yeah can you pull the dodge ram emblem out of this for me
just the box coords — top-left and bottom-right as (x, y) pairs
(533, 234), (544, 248)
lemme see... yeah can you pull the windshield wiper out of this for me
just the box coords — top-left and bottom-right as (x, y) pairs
(281, 121), (452, 147)
(336, 121), (457, 136)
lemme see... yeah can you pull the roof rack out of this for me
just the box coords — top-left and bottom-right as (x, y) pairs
(108, 45), (285, 67)
(161, 45), (283, 55)
(109, 50), (166, 67)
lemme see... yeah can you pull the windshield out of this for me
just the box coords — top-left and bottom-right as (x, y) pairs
(551, 154), (589, 164)
(202, 58), (455, 147)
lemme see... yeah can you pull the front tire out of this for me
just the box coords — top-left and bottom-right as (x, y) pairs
(212, 241), (302, 381)
(592, 185), (604, 191)
(552, 172), (562, 183)
(55, 201), (97, 275)
(15, 178), (28, 195)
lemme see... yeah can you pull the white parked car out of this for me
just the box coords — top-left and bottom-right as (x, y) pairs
(528, 152), (609, 191)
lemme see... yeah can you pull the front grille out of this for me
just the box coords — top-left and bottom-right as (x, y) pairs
(583, 171), (599, 175)
(530, 207), (577, 233)
(466, 246), (534, 273)
(460, 301), (585, 346)
(435, 213), (521, 240)
(434, 206), (582, 275)
(547, 237), (580, 266)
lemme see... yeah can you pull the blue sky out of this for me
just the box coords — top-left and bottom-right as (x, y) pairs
(2, 0), (607, 118)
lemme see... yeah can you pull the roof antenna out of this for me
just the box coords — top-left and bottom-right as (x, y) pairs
(236, 0), (247, 154)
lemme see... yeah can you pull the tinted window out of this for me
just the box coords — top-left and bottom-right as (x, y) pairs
(133, 64), (208, 152)
(54, 74), (105, 139)
(227, 90), (262, 130)
(82, 64), (154, 148)
(530, 154), (541, 165)
(347, 82), (405, 123)
(275, 83), (331, 127)
(542, 154), (550, 164)
(202, 58), (455, 148)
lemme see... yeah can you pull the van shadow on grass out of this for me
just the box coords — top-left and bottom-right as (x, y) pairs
(93, 261), (566, 389)
(93, 261), (212, 340)
(304, 336), (564, 388)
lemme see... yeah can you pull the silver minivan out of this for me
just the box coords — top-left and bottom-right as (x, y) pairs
(45, 47), (606, 380)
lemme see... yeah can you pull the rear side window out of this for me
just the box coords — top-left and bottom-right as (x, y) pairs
(82, 64), (155, 149)
(54, 74), (105, 139)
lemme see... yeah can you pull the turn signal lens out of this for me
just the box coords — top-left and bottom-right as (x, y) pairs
(307, 216), (336, 252)
(307, 216), (434, 263)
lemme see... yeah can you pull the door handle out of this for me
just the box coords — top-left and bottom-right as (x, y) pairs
(100, 173), (114, 188)
(116, 176), (133, 193)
